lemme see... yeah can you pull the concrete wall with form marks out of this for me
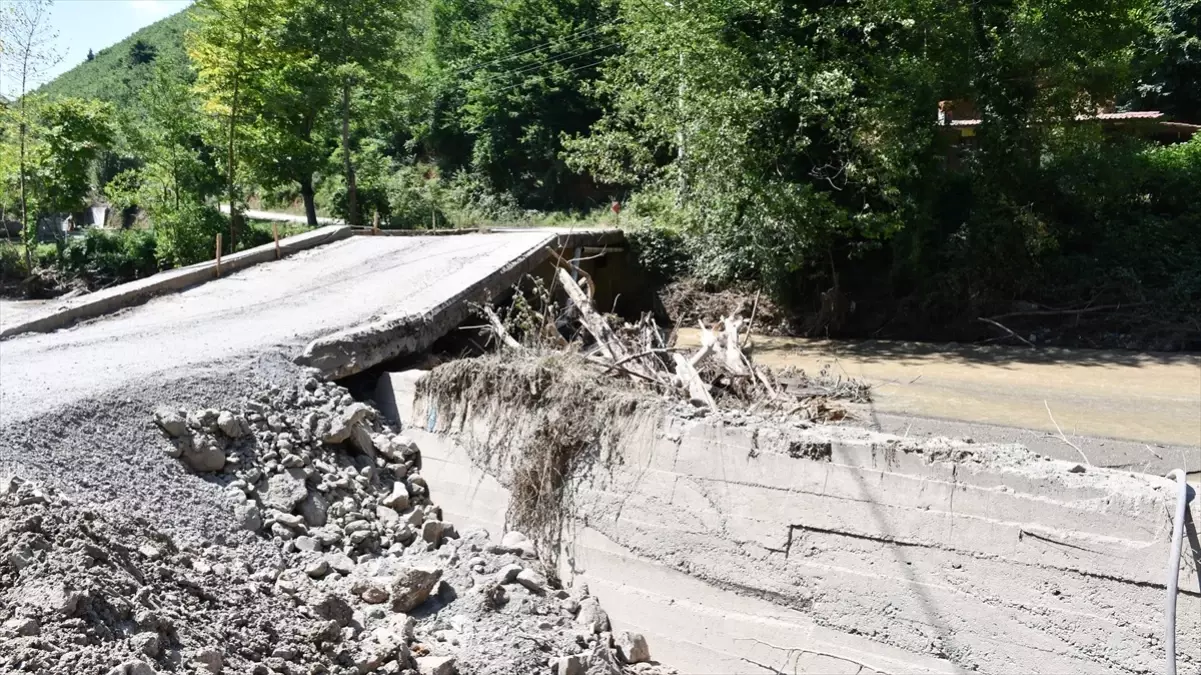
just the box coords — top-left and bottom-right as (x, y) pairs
(377, 370), (1201, 675)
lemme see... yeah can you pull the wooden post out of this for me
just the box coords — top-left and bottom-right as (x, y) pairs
(372, 210), (380, 235)
(215, 233), (222, 278)
(273, 222), (280, 259)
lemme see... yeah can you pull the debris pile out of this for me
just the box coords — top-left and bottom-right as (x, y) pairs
(484, 266), (865, 417)
(1, 374), (675, 675)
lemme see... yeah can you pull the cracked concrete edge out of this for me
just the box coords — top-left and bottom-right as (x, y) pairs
(295, 229), (624, 379)
(0, 225), (352, 340)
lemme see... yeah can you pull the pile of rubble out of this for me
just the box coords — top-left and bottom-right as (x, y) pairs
(1, 374), (674, 675)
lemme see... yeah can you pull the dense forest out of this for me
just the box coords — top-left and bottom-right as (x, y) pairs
(2, 0), (1199, 348)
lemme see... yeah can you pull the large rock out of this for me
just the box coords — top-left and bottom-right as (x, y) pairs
(615, 631), (651, 664)
(390, 566), (442, 612)
(263, 469), (309, 512)
(576, 597), (610, 634)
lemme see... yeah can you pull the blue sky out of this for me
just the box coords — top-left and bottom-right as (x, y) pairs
(26, 0), (194, 89)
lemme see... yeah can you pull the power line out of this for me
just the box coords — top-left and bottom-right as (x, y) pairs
(492, 56), (616, 95)
(472, 40), (619, 87)
(450, 20), (623, 77)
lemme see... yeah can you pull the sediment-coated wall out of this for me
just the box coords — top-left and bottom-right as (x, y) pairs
(379, 370), (1200, 675)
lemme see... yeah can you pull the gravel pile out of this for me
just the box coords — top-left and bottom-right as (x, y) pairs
(1, 373), (675, 675)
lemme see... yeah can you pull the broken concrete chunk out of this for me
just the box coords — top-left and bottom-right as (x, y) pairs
(515, 568), (545, 593)
(350, 423), (376, 457)
(323, 403), (373, 444)
(380, 482), (410, 511)
(416, 655), (458, 675)
(190, 647), (223, 673)
(583, 646), (622, 675)
(233, 501), (262, 532)
(496, 564), (522, 584)
(421, 519), (445, 547)
(327, 551), (356, 575)
(615, 631), (651, 664)
(181, 436), (226, 473)
(312, 594), (354, 627)
(106, 661), (158, 675)
(263, 469), (309, 512)
(300, 490), (330, 527)
(554, 655), (584, 675)
(216, 410), (246, 438)
(3, 617), (39, 636)
(131, 632), (161, 658)
(390, 565), (442, 612)
(354, 613), (415, 673)
(305, 560), (331, 578)
(153, 407), (189, 438)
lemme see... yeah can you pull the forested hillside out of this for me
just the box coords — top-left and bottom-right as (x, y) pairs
(36, 9), (195, 104)
(3, 0), (1199, 349)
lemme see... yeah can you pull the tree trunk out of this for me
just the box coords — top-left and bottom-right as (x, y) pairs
(300, 174), (318, 227)
(341, 81), (359, 226)
(19, 69), (31, 272)
(19, 119), (30, 272)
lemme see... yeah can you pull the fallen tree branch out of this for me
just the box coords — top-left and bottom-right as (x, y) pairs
(988, 302), (1149, 320)
(1044, 400), (1090, 466)
(673, 352), (716, 409)
(976, 317), (1035, 348)
(482, 306), (523, 351)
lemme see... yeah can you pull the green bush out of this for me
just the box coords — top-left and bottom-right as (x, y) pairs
(34, 243), (59, 269)
(152, 203), (228, 267)
(385, 165), (447, 230)
(59, 228), (159, 286)
(0, 241), (28, 281)
(626, 225), (691, 282)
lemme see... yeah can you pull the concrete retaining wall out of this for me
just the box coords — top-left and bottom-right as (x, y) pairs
(379, 371), (1201, 675)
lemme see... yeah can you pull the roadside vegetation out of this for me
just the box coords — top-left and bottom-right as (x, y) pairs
(1, 0), (1198, 348)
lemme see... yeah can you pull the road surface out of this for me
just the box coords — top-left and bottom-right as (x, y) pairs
(0, 232), (552, 427)
(678, 329), (1201, 474)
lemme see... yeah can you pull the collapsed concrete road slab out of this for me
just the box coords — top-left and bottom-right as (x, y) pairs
(381, 365), (1201, 675)
(0, 230), (617, 428)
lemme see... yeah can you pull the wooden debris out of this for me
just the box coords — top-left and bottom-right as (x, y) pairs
(476, 265), (812, 412)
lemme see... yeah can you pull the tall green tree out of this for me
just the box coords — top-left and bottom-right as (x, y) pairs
(240, 4), (338, 226)
(292, 0), (408, 226)
(1, 0), (61, 265)
(415, 0), (617, 209)
(190, 0), (280, 243)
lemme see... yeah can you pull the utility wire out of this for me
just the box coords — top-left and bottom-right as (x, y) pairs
(471, 40), (619, 87)
(450, 20), (623, 76)
(491, 56), (616, 95)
